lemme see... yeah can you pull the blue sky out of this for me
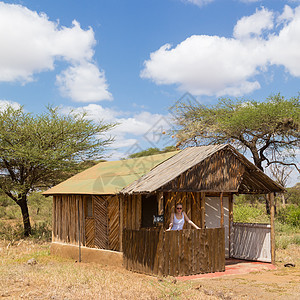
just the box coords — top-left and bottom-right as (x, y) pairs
(0, 0), (299, 184)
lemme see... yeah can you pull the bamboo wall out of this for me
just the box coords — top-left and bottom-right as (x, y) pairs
(163, 192), (205, 230)
(122, 192), (205, 231)
(52, 194), (120, 251)
(123, 194), (142, 230)
(123, 228), (225, 276)
(162, 149), (245, 192)
(52, 195), (85, 245)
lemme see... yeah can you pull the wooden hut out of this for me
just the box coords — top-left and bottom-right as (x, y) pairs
(44, 144), (284, 276)
(120, 144), (284, 276)
(42, 151), (178, 254)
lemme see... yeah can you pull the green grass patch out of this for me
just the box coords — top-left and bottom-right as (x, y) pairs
(233, 203), (270, 223)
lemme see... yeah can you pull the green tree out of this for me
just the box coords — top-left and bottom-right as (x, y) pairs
(174, 94), (300, 172)
(173, 94), (300, 213)
(0, 105), (115, 236)
(128, 146), (177, 158)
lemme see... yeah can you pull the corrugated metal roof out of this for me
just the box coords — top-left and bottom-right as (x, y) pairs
(121, 145), (284, 194)
(43, 151), (179, 195)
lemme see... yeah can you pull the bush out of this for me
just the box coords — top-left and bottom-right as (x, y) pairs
(233, 203), (269, 223)
(277, 205), (300, 228)
(285, 183), (300, 205)
(0, 221), (24, 242)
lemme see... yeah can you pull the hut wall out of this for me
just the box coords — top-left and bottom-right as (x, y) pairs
(205, 196), (229, 257)
(52, 194), (120, 251)
(123, 194), (142, 230)
(107, 195), (120, 251)
(52, 195), (85, 246)
(162, 149), (245, 192)
(163, 192), (203, 230)
(123, 228), (225, 276)
(90, 195), (120, 251)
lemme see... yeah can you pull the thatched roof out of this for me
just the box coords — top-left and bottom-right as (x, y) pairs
(121, 145), (284, 194)
(43, 151), (179, 195)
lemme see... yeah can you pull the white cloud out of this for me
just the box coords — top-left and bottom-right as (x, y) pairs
(0, 2), (111, 102)
(0, 99), (22, 111)
(141, 35), (266, 96)
(239, 0), (261, 3)
(233, 7), (274, 39)
(56, 63), (112, 102)
(141, 5), (300, 97)
(63, 104), (173, 153)
(267, 6), (300, 76)
(182, 0), (215, 7)
(183, 0), (262, 7)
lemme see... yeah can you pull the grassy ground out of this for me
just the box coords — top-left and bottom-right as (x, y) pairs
(1, 194), (300, 299)
(0, 240), (299, 299)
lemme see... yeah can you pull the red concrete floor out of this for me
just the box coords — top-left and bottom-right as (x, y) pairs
(177, 259), (277, 281)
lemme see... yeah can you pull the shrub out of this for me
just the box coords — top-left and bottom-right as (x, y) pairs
(233, 203), (269, 223)
(277, 205), (300, 228)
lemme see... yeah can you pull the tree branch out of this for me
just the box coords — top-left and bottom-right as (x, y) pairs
(267, 161), (300, 173)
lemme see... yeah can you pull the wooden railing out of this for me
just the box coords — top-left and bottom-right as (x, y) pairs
(123, 227), (225, 276)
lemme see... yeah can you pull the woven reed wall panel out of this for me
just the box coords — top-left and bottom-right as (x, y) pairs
(108, 196), (120, 251)
(52, 195), (85, 246)
(85, 218), (95, 248)
(94, 195), (109, 249)
(123, 228), (225, 276)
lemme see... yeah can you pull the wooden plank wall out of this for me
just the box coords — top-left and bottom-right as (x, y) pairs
(162, 149), (245, 192)
(163, 192), (203, 230)
(52, 195), (85, 246)
(123, 194), (142, 230)
(108, 195), (120, 251)
(123, 228), (225, 276)
(94, 195), (108, 249)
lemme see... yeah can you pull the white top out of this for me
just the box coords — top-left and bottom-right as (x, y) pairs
(172, 214), (185, 230)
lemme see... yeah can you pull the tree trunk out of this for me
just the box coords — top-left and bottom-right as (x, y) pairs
(18, 197), (32, 236)
(281, 193), (286, 207)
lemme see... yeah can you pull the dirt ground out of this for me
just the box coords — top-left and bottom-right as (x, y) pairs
(0, 240), (299, 300)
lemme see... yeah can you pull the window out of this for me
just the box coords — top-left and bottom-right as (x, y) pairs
(86, 196), (93, 218)
(141, 194), (158, 228)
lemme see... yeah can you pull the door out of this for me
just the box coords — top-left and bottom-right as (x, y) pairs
(205, 196), (229, 258)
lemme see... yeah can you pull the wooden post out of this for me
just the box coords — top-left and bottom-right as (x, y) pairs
(77, 197), (81, 262)
(269, 193), (276, 264)
(228, 193), (233, 257)
(119, 195), (124, 252)
(158, 192), (164, 215)
(200, 192), (205, 228)
(220, 192), (224, 227)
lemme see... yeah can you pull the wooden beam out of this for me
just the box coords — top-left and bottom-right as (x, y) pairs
(269, 193), (276, 264)
(220, 192), (224, 227)
(158, 192), (164, 215)
(228, 193), (233, 257)
(200, 192), (206, 228)
(119, 195), (124, 252)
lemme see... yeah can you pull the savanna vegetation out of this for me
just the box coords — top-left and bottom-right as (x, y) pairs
(0, 105), (115, 236)
(0, 188), (299, 299)
(0, 94), (299, 299)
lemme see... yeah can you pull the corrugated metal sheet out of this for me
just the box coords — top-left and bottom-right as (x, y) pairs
(43, 151), (179, 195)
(231, 222), (271, 262)
(121, 144), (284, 194)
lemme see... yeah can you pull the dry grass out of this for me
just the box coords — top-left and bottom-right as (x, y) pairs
(1, 240), (300, 300)
(0, 240), (218, 300)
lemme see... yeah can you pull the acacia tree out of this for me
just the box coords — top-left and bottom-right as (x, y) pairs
(269, 164), (293, 207)
(0, 106), (115, 236)
(173, 94), (300, 211)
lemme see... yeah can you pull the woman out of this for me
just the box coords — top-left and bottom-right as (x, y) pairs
(167, 203), (200, 231)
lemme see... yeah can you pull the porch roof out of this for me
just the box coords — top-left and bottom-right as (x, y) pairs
(43, 151), (179, 195)
(120, 144), (284, 194)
